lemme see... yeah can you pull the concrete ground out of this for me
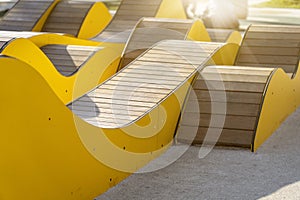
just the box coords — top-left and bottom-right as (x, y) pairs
(97, 108), (300, 200)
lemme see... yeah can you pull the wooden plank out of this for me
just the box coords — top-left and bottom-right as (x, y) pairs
(191, 90), (263, 104)
(245, 32), (300, 40)
(72, 105), (145, 118)
(241, 38), (300, 48)
(121, 68), (191, 78)
(99, 84), (172, 95)
(118, 70), (190, 81)
(71, 99), (152, 112)
(181, 113), (257, 130)
(203, 65), (274, 74)
(237, 54), (297, 66)
(69, 41), (221, 128)
(249, 24), (300, 33)
(236, 63), (296, 73)
(71, 109), (140, 121)
(184, 101), (260, 116)
(42, 1), (93, 36)
(92, 90), (166, 101)
(107, 77), (182, 87)
(199, 72), (269, 83)
(79, 95), (156, 108)
(0, 0), (54, 31)
(238, 46), (299, 56)
(177, 126), (253, 148)
(193, 80), (267, 93)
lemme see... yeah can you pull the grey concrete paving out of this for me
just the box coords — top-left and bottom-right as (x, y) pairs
(97, 108), (300, 200)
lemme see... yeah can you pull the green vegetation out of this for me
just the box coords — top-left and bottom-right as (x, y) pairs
(256, 0), (300, 9)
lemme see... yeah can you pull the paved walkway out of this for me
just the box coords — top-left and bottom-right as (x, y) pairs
(97, 108), (300, 200)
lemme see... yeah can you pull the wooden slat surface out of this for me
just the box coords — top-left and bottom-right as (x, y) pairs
(236, 24), (300, 73)
(177, 65), (274, 147)
(41, 1), (93, 36)
(119, 18), (194, 69)
(0, 0), (55, 31)
(69, 40), (223, 128)
(41, 44), (103, 76)
(178, 25), (300, 148)
(92, 0), (163, 42)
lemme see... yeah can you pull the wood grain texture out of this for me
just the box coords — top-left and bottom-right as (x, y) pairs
(41, 1), (93, 36)
(119, 18), (195, 69)
(0, 0), (54, 31)
(41, 44), (103, 76)
(236, 24), (300, 73)
(177, 66), (274, 147)
(69, 41), (222, 128)
(92, 0), (163, 42)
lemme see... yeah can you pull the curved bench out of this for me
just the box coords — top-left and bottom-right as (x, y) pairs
(177, 24), (300, 151)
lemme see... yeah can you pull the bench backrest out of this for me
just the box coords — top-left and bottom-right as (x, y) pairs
(236, 24), (300, 74)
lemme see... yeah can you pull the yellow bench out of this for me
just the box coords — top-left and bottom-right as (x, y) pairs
(177, 24), (300, 152)
(0, 40), (231, 200)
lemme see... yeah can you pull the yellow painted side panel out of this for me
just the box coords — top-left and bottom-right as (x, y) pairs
(212, 43), (240, 65)
(0, 57), (191, 199)
(0, 57), (129, 199)
(1, 38), (124, 104)
(78, 2), (112, 39)
(253, 66), (300, 151)
(32, 0), (60, 32)
(187, 20), (211, 42)
(156, 0), (187, 19)
(226, 31), (242, 45)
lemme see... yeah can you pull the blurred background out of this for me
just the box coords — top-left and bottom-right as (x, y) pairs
(0, 0), (299, 30)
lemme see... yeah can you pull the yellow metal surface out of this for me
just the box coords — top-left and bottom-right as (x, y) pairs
(78, 2), (112, 39)
(32, 0), (60, 32)
(226, 31), (242, 45)
(187, 20), (211, 42)
(253, 65), (300, 151)
(156, 0), (187, 19)
(2, 38), (124, 104)
(0, 56), (192, 199)
(212, 43), (240, 65)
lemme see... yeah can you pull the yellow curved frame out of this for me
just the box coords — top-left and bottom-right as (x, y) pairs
(77, 2), (112, 39)
(253, 62), (300, 151)
(212, 43), (240, 65)
(226, 31), (242, 45)
(156, 0), (187, 19)
(2, 38), (124, 104)
(187, 20), (211, 42)
(31, 0), (60, 32)
(2, 20), (210, 104)
(0, 42), (236, 199)
(0, 56), (192, 199)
